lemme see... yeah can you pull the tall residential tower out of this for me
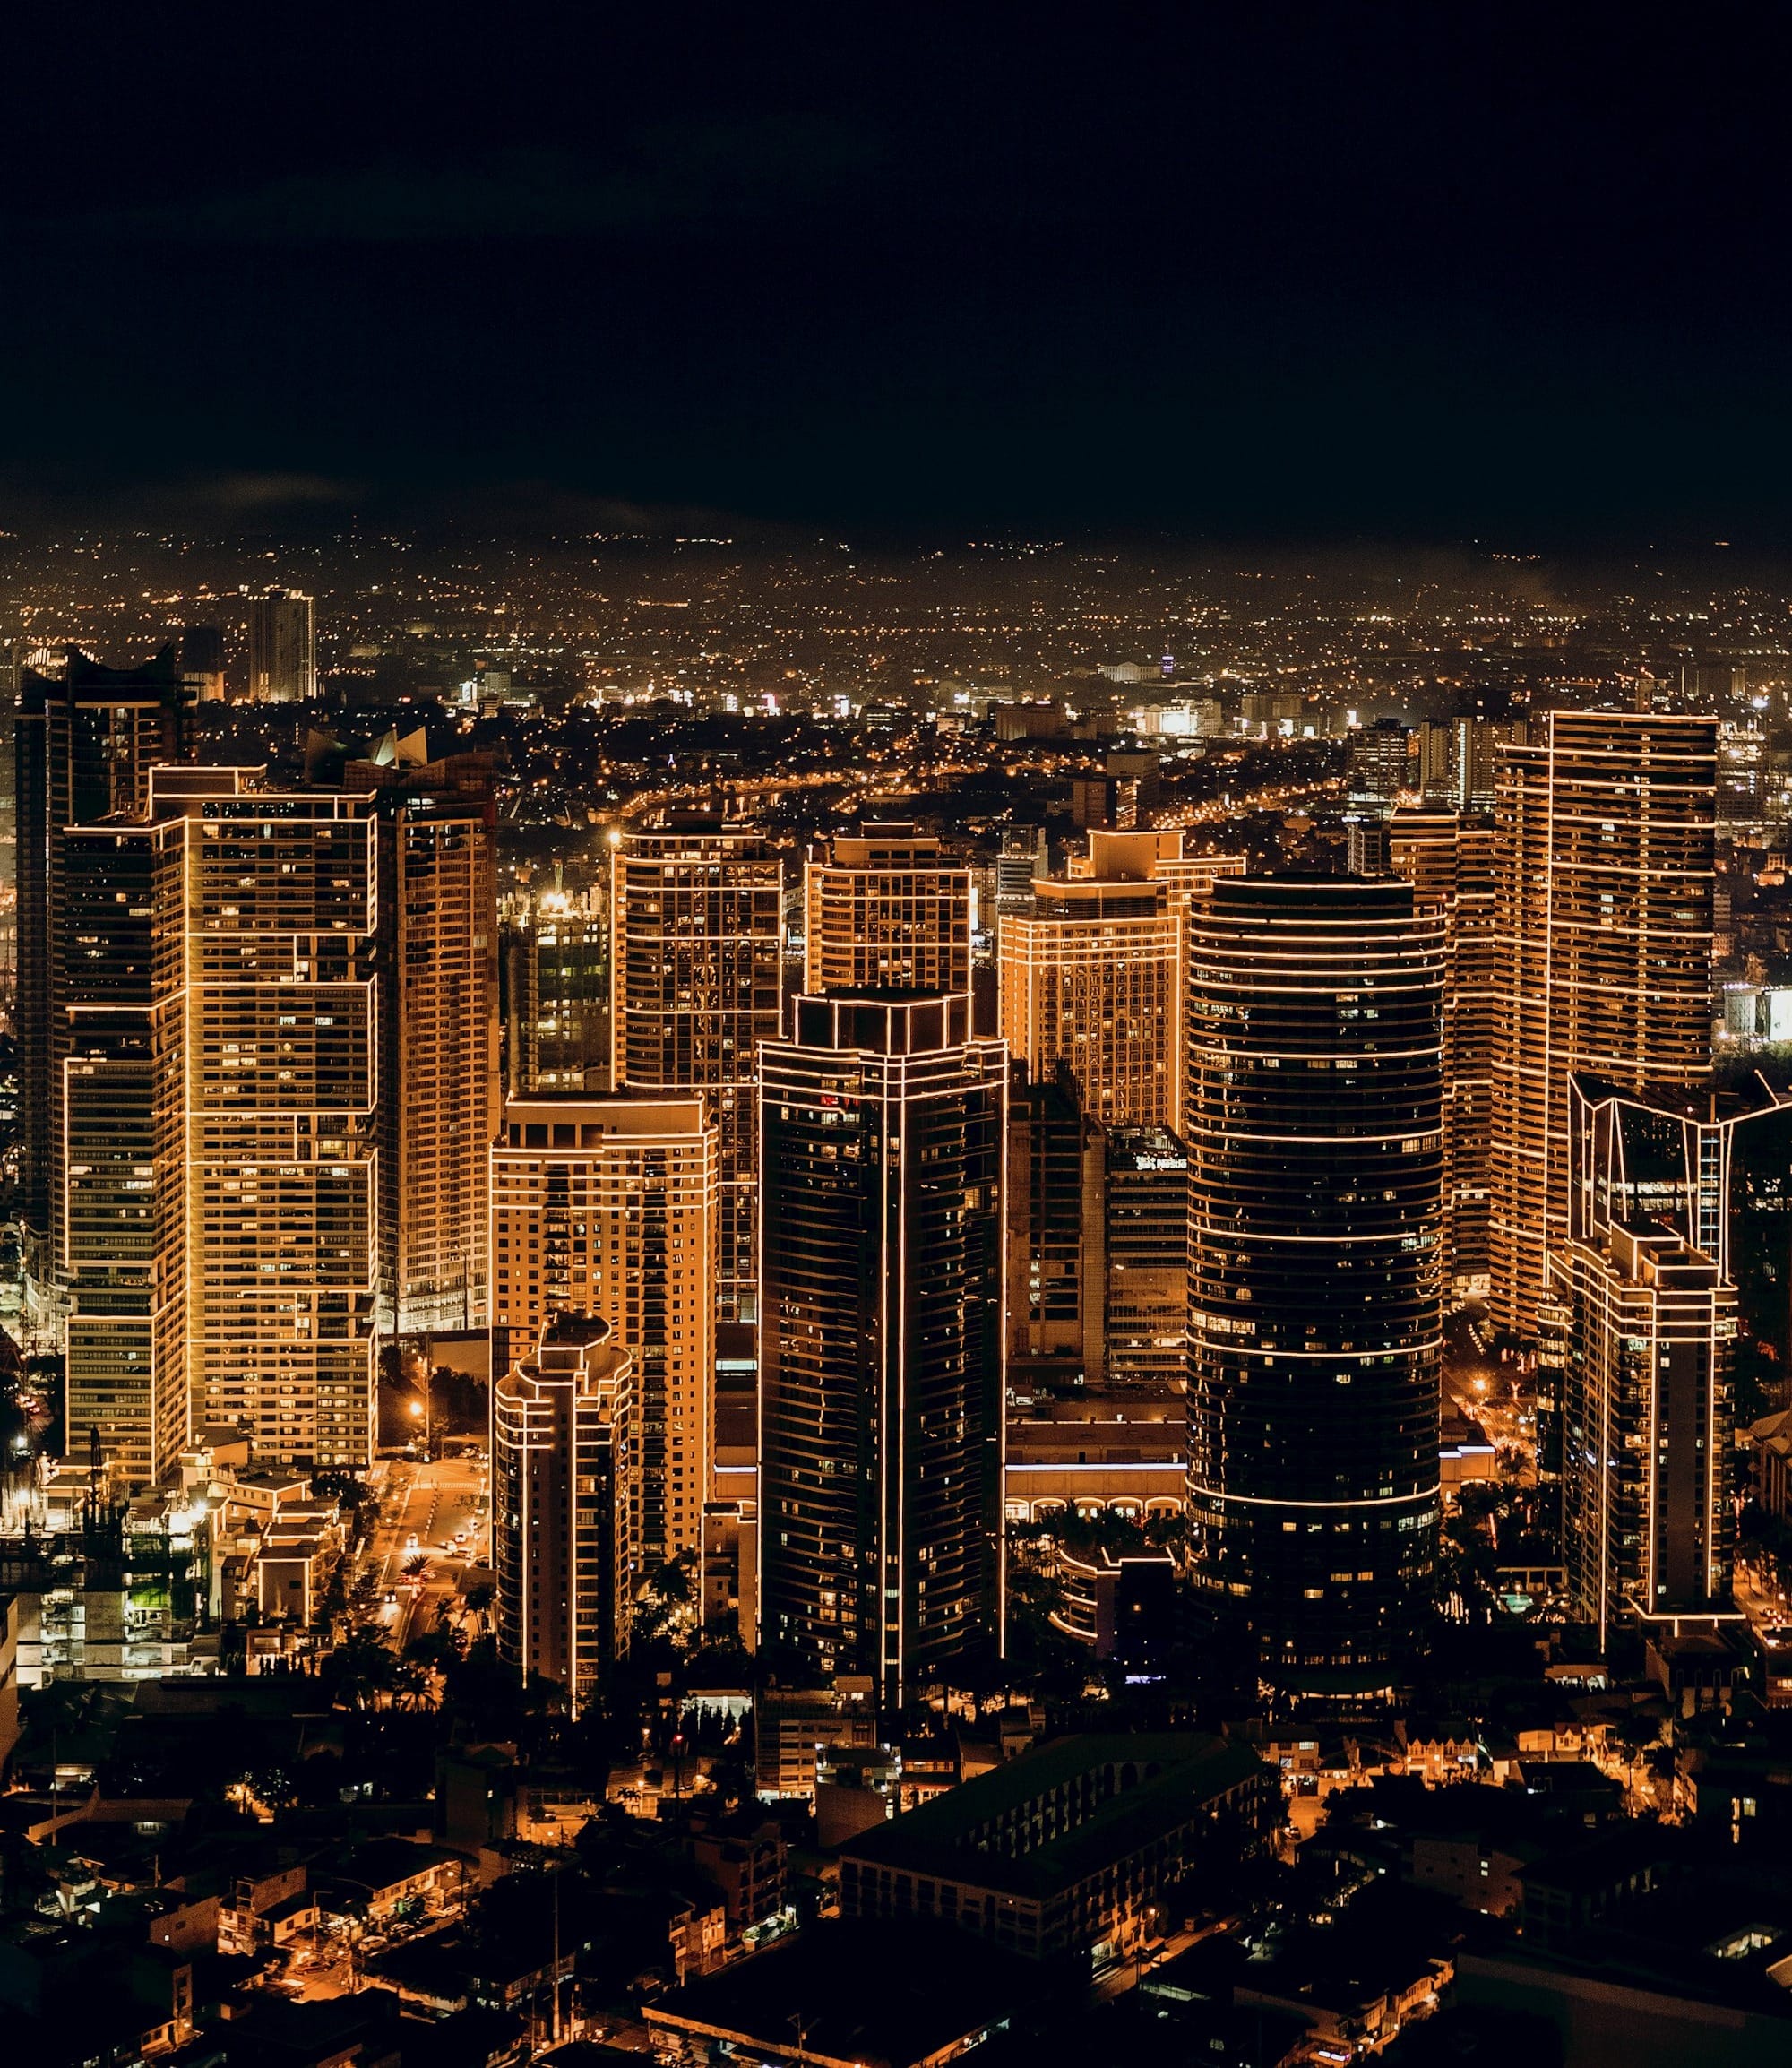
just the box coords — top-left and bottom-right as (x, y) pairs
(493, 1314), (635, 1717)
(491, 1092), (718, 1570)
(15, 646), (186, 1241)
(1489, 712), (1717, 1338)
(611, 817), (782, 1324)
(999, 834), (1184, 1133)
(804, 823), (970, 999)
(245, 588), (316, 702)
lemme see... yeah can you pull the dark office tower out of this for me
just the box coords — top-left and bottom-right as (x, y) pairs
(493, 1313), (635, 1719)
(244, 588), (315, 701)
(612, 817), (782, 1325)
(1186, 876), (1443, 1689)
(1388, 811), (1498, 1295)
(177, 624), (227, 702)
(1004, 1065), (1105, 1387)
(758, 994), (1005, 1705)
(1489, 714), (1718, 1340)
(1104, 1126), (1190, 1396)
(1542, 1077), (1770, 1648)
(15, 646), (186, 1240)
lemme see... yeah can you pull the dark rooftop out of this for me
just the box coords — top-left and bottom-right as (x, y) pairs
(840, 1732), (1263, 1898)
(648, 1921), (1030, 2068)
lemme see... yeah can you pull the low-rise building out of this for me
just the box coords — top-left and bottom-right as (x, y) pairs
(754, 1680), (877, 1800)
(838, 1733), (1273, 1970)
(1750, 1407), (1792, 1522)
(646, 1920), (1030, 2068)
(690, 1822), (788, 1929)
(316, 1838), (468, 1931)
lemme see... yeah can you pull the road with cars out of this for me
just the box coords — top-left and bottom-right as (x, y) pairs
(363, 1451), (490, 1647)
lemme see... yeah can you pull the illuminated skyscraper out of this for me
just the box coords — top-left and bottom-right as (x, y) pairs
(491, 1092), (717, 1568)
(804, 823), (970, 999)
(611, 816), (782, 1323)
(1388, 810), (1497, 1292)
(367, 757), (500, 1336)
(758, 993), (1004, 1703)
(59, 809), (167, 1484)
(15, 645), (186, 1241)
(1543, 1077), (1769, 1646)
(244, 588), (315, 702)
(493, 1313), (635, 1718)
(155, 785), (381, 1469)
(1489, 713), (1718, 1339)
(999, 833), (1184, 1133)
(1186, 876), (1443, 1687)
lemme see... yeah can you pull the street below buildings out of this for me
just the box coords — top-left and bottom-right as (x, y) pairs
(363, 1452), (489, 1648)
(1443, 1304), (1535, 1470)
(1736, 1552), (1789, 1633)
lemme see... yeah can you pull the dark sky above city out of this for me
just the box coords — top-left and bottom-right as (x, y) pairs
(6, 5), (1791, 547)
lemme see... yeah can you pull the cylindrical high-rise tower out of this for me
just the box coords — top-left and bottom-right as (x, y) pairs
(1186, 875), (1443, 1689)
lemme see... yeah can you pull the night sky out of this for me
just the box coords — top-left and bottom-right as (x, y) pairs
(7, 4), (1792, 545)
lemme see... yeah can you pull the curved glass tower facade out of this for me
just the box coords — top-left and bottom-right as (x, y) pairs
(1186, 876), (1443, 1689)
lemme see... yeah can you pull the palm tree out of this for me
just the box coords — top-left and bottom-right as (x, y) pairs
(390, 1657), (434, 1712)
(461, 1580), (495, 1636)
(322, 1625), (400, 1711)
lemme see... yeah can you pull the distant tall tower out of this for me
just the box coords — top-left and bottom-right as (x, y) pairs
(177, 624), (227, 702)
(1489, 713), (1718, 1339)
(244, 588), (316, 702)
(999, 832), (1185, 1132)
(501, 878), (610, 1094)
(804, 823), (970, 999)
(1348, 719), (1410, 810)
(493, 1314), (635, 1718)
(995, 826), (1048, 916)
(758, 994), (1005, 1704)
(15, 645), (187, 1241)
(1452, 717), (1526, 811)
(1388, 810), (1497, 1293)
(491, 1092), (717, 1570)
(1544, 1077), (1770, 1647)
(1186, 876), (1443, 1687)
(157, 785), (380, 1468)
(611, 817), (782, 1324)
